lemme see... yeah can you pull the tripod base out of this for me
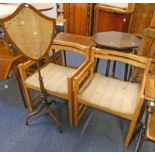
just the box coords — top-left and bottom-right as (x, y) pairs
(25, 100), (62, 133)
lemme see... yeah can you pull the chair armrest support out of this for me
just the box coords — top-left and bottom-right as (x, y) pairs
(69, 60), (90, 80)
(19, 60), (36, 71)
(74, 61), (93, 94)
(145, 74), (155, 114)
(18, 59), (37, 82)
(68, 60), (90, 98)
(145, 74), (155, 101)
(18, 56), (49, 80)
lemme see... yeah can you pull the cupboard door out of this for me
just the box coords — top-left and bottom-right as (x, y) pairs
(95, 9), (131, 32)
(63, 3), (94, 35)
(95, 5), (131, 33)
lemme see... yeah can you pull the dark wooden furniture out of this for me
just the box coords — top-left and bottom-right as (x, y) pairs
(135, 74), (155, 151)
(0, 39), (27, 107)
(129, 3), (155, 37)
(52, 32), (96, 67)
(63, 3), (95, 36)
(132, 10), (155, 81)
(95, 4), (133, 33)
(92, 31), (140, 81)
(133, 27), (155, 81)
(53, 32), (96, 53)
(93, 31), (140, 49)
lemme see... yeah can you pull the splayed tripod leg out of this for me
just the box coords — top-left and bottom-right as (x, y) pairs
(25, 103), (46, 125)
(25, 99), (62, 133)
(46, 104), (62, 133)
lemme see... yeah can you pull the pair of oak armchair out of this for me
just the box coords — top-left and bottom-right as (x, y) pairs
(0, 3), (152, 147)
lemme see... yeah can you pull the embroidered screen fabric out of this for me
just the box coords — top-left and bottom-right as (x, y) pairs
(4, 5), (54, 59)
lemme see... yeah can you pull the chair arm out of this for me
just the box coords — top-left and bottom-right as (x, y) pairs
(145, 74), (155, 114)
(74, 61), (93, 94)
(67, 61), (90, 114)
(69, 60), (90, 80)
(19, 59), (36, 71)
(68, 61), (90, 97)
(145, 74), (155, 101)
(18, 59), (37, 81)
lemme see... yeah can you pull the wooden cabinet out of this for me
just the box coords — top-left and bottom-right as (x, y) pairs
(50, 3), (155, 37)
(63, 3), (95, 36)
(129, 3), (155, 37)
(94, 4), (133, 33)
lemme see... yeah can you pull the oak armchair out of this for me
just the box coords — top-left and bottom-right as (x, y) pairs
(18, 44), (90, 127)
(73, 47), (151, 146)
(0, 3), (90, 130)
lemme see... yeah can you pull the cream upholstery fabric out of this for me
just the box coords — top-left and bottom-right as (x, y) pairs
(25, 63), (75, 96)
(78, 73), (140, 118)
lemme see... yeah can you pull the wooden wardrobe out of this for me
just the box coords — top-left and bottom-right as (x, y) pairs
(63, 3), (95, 36)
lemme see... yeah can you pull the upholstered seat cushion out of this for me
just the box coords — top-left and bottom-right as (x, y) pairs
(78, 73), (140, 119)
(146, 111), (155, 141)
(25, 63), (75, 97)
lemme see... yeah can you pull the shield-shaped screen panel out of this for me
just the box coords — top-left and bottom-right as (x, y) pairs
(3, 5), (54, 59)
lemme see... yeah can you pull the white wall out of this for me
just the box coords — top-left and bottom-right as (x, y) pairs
(39, 3), (57, 18)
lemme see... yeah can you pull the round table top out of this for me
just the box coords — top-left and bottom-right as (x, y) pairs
(92, 31), (141, 50)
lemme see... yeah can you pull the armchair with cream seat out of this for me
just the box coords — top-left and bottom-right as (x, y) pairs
(0, 3), (90, 129)
(19, 44), (90, 127)
(73, 47), (151, 146)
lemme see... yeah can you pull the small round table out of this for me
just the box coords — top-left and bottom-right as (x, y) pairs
(92, 31), (141, 81)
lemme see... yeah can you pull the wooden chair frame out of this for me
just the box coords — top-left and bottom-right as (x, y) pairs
(73, 47), (151, 146)
(133, 27), (155, 81)
(18, 43), (90, 127)
(135, 74), (155, 151)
